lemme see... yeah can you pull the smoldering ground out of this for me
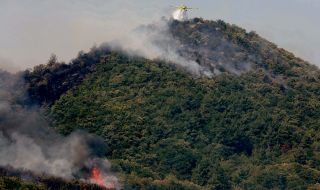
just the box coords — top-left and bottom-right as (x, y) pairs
(0, 70), (120, 188)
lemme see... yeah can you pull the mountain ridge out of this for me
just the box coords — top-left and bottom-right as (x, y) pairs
(24, 18), (319, 106)
(2, 18), (320, 189)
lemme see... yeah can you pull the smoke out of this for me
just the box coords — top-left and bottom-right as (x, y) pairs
(106, 15), (257, 77)
(172, 9), (188, 21)
(0, 57), (19, 73)
(107, 18), (213, 77)
(0, 131), (86, 179)
(0, 71), (120, 189)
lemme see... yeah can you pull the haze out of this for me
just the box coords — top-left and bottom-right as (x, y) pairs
(0, 0), (319, 72)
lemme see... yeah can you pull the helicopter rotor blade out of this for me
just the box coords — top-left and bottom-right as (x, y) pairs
(170, 5), (180, 8)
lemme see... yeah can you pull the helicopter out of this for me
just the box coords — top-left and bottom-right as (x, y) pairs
(174, 5), (197, 11)
(172, 5), (197, 21)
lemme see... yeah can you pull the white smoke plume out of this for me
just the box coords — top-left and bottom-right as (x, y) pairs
(172, 9), (188, 21)
(107, 18), (213, 77)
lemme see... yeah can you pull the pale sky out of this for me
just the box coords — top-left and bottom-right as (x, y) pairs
(0, 0), (319, 71)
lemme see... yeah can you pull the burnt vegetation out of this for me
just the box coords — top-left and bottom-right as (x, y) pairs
(0, 167), (109, 190)
(2, 18), (320, 189)
(23, 47), (112, 105)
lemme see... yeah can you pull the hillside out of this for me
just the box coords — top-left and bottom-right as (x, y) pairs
(13, 18), (320, 189)
(0, 167), (106, 190)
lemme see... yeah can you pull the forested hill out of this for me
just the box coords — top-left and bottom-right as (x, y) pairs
(12, 18), (320, 189)
(24, 18), (319, 105)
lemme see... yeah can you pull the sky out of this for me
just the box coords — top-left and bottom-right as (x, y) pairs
(0, 0), (319, 72)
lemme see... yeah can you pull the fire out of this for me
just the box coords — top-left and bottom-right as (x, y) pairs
(91, 167), (106, 187)
(90, 167), (116, 189)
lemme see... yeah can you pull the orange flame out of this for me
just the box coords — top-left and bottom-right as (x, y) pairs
(91, 167), (106, 187)
(90, 167), (115, 189)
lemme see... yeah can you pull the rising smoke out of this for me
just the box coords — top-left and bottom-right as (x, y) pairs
(172, 9), (188, 21)
(107, 18), (213, 77)
(105, 14), (255, 77)
(0, 57), (19, 73)
(0, 70), (120, 189)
